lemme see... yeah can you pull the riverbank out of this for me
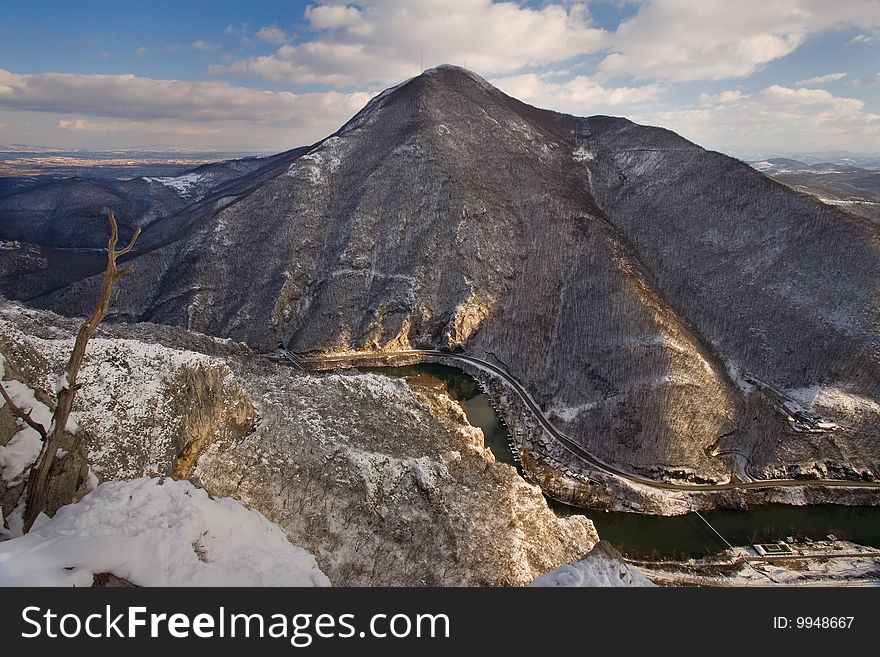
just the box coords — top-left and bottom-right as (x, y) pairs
(411, 354), (880, 517)
(352, 360), (880, 561)
(631, 539), (880, 586)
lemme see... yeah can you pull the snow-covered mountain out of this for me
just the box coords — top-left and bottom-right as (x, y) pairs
(2, 65), (878, 487)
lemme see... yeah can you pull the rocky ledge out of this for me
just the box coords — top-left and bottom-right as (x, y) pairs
(0, 302), (596, 585)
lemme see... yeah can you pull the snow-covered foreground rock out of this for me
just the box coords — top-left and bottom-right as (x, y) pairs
(530, 542), (655, 587)
(1, 303), (597, 586)
(194, 369), (598, 586)
(0, 477), (330, 587)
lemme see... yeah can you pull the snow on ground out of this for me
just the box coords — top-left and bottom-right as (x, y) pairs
(531, 542), (655, 587)
(724, 361), (755, 394)
(345, 448), (452, 509)
(573, 146), (595, 162)
(788, 384), (880, 417)
(640, 541), (880, 587)
(548, 403), (596, 423)
(71, 337), (217, 476)
(0, 354), (51, 483)
(292, 137), (343, 185)
(0, 313), (228, 479)
(818, 197), (880, 206)
(0, 478), (330, 587)
(144, 173), (204, 195)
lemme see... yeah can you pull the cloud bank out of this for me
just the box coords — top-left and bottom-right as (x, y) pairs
(2, 1), (880, 152)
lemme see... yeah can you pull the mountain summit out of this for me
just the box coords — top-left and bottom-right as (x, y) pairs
(4, 66), (879, 485)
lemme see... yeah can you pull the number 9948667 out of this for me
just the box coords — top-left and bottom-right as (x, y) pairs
(774, 616), (854, 629)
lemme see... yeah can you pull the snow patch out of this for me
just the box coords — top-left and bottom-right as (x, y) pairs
(0, 478), (331, 587)
(425, 65), (496, 93)
(817, 197), (880, 207)
(573, 146), (595, 162)
(548, 403), (597, 423)
(531, 542), (655, 587)
(85, 467), (99, 491)
(144, 173), (204, 195)
(292, 137), (343, 185)
(393, 143), (421, 156)
(0, 317), (224, 479)
(788, 385), (880, 417)
(725, 361), (755, 394)
(0, 354), (50, 483)
(347, 449), (451, 509)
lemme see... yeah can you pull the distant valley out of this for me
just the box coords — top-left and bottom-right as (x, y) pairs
(0, 147), (263, 197)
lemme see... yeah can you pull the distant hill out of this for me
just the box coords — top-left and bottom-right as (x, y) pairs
(750, 157), (880, 224)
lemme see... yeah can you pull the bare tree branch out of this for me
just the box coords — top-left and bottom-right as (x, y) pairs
(114, 265), (134, 280)
(0, 382), (48, 441)
(22, 211), (139, 532)
(114, 228), (141, 257)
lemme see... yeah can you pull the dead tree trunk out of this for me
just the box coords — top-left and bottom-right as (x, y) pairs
(15, 211), (140, 532)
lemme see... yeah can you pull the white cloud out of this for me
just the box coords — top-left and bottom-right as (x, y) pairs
(134, 46), (148, 58)
(255, 26), (288, 44)
(637, 85), (880, 152)
(223, 23), (256, 46)
(0, 69), (368, 122)
(3, 2), (879, 154)
(191, 40), (219, 52)
(0, 69), (373, 149)
(305, 5), (367, 31)
(851, 73), (880, 87)
(58, 118), (221, 136)
(847, 33), (873, 45)
(212, 1), (880, 89)
(601, 0), (880, 81)
(796, 72), (847, 86)
(492, 72), (663, 115)
(217, 0), (608, 86)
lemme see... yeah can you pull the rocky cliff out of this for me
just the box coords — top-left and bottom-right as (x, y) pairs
(0, 302), (596, 584)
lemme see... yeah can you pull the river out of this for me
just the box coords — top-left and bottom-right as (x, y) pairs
(364, 362), (880, 558)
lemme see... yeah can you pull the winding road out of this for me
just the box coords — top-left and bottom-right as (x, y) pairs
(296, 349), (880, 494)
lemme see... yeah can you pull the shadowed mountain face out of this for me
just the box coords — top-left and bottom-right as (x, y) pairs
(3, 65), (879, 482)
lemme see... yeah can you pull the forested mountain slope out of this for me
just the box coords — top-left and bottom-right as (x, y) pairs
(6, 66), (878, 483)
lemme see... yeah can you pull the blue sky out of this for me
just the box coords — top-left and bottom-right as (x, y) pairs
(1, 1), (878, 156)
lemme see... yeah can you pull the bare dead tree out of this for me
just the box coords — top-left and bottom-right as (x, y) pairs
(4, 211), (140, 532)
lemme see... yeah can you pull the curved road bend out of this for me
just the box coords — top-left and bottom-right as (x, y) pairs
(299, 349), (880, 494)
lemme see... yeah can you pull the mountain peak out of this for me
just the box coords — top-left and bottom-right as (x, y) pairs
(416, 64), (502, 101)
(420, 64), (494, 88)
(336, 63), (505, 137)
